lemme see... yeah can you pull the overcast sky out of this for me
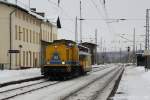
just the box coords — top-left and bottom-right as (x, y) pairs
(8, 0), (150, 52)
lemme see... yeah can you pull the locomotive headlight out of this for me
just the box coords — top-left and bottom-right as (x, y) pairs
(62, 61), (65, 64)
(54, 46), (58, 48)
(47, 61), (50, 64)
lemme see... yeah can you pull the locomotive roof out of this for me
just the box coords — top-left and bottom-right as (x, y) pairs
(53, 39), (76, 44)
(78, 45), (89, 53)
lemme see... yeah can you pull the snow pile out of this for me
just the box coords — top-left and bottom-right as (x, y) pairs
(92, 63), (118, 68)
(112, 66), (150, 100)
(0, 68), (41, 84)
(92, 64), (106, 68)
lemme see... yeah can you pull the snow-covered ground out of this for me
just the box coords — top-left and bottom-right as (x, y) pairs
(9, 65), (118, 100)
(0, 64), (123, 100)
(0, 68), (41, 84)
(0, 64), (109, 84)
(112, 66), (150, 100)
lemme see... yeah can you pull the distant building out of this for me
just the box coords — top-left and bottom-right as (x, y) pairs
(80, 42), (97, 65)
(0, 1), (58, 69)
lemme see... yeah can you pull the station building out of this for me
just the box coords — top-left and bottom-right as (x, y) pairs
(0, 1), (58, 69)
(80, 42), (97, 65)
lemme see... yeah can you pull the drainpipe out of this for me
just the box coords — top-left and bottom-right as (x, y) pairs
(9, 9), (17, 70)
(40, 22), (42, 66)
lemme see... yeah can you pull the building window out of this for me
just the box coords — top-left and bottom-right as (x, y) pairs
(15, 11), (19, 18)
(23, 51), (25, 67)
(19, 51), (21, 67)
(15, 11), (17, 17)
(33, 52), (35, 67)
(26, 51), (28, 67)
(30, 30), (32, 43)
(15, 25), (18, 40)
(26, 29), (28, 42)
(26, 15), (28, 22)
(37, 33), (39, 44)
(15, 53), (17, 66)
(18, 11), (21, 19)
(35, 32), (36, 44)
(36, 33), (38, 44)
(35, 33), (37, 44)
(33, 31), (35, 44)
(23, 13), (25, 21)
(15, 11), (18, 17)
(30, 51), (32, 67)
(36, 52), (38, 67)
(18, 26), (21, 40)
(34, 19), (36, 24)
(23, 28), (25, 42)
(36, 32), (39, 44)
(31, 19), (34, 24)
(15, 53), (18, 66)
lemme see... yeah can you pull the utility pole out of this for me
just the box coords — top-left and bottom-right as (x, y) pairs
(75, 16), (78, 43)
(145, 9), (150, 50)
(133, 28), (136, 64)
(95, 29), (98, 64)
(145, 9), (150, 71)
(80, 0), (82, 43)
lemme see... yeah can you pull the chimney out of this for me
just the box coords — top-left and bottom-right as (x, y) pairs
(30, 8), (36, 12)
(35, 12), (45, 17)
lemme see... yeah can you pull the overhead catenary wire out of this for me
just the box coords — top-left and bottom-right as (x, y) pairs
(47, 0), (72, 18)
(48, 0), (142, 50)
(94, 0), (139, 48)
(89, 0), (116, 37)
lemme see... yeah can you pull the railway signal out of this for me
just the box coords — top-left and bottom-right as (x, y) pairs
(127, 46), (130, 52)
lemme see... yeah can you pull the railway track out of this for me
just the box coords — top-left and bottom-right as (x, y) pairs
(0, 76), (44, 88)
(62, 66), (124, 100)
(0, 65), (116, 100)
(90, 67), (124, 100)
(0, 80), (60, 100)
(0, 65), (109, 88)
(92, 65), (111, 73)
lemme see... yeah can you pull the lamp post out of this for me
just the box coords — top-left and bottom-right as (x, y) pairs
(75, 17), (85, 43)
(19, 45), (23, 68)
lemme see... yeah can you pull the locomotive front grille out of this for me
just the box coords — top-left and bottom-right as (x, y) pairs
(41, 65), (71, 74)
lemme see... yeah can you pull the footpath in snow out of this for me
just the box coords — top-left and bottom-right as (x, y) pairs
(112, 66), (150, 100)
(0, 68), (41, 84)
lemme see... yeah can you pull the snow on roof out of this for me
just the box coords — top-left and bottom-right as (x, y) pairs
(0, 0), (56, 26)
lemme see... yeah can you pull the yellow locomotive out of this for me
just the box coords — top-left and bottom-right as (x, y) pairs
(41, 39), (92, 77)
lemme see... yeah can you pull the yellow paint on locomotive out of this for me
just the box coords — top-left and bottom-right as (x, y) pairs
(46, 44), (66, 64)
(41, 40), (92, 76)
(45, 42), (79, 66)
(79, 54), (92, 72)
